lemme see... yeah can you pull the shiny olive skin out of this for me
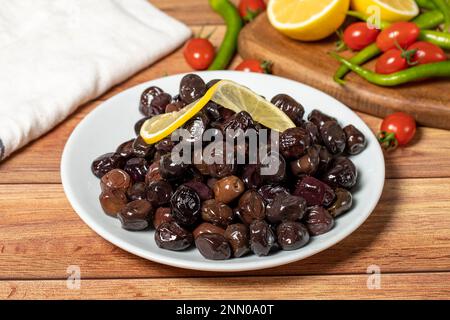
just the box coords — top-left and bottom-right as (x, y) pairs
(279, 127), (311, 159)
(320, 121), (346, 154)
(213, 176), (245, 204)
(303, 206), (334, 236)
(123, 157), (149, 183)
(183, 114), (209, 143)
(134, 117), (150, 136)
(195, 233), (231, 260)
(203, 101), (221, 121)
(301, 121), (321, 145)
(153, 207), (173, 229)
(155, 222), (193, 251)
(91, 152), (125, 178)
(307, 109), (337, 129)
(343, 125), (366, 155)
(100, 169), (131, 193)
(266, 193), (306, 223)
(290, 145), (320, 177)
(323, 157), (358, 189)
(126, 182), (147, 201)
(271, 94), (305, 126)
(170, 185), (201, 226)
(99, 189), (128, 216)
(202, 141), (236, 178)
(150, 92), (172, 116)
(242, 164), (263, 190)
(159, 153), (189, 181)
(201, 199), (234, 227)
(293, 176), (335, 207)
(132, 136), (155, 159)
(155, 138), (175, 154)
(116, 139), (135, 159)
(328, 188), (353, 217)
(277, 221), (310, 251)
(145, 161), (163, 184)
(179, 74), (206, 104)
(222, 111), (255, 139)
(260, 152), (286, 184)
(249, 220), (276, 256)
(236, 190), (266, 225)
(118, 199), (154, 231)
(257, 185), (289, 206)
(318, 145), (333, 174)
(183, 181), (213, 201)
(165, 101), (184, 113)
(224, 224), (250, 258)
(146, 180), (173, 207)
(139, 86), (164, 116)
(193, 222), (226, 239)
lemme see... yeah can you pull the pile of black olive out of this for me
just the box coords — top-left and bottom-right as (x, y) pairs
(91, 74), (366, 260)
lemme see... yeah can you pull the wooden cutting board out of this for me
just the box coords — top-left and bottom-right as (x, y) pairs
(238, 14), (450, 130)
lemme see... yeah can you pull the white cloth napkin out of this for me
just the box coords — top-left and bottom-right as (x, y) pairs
(0, 0), (191, 161)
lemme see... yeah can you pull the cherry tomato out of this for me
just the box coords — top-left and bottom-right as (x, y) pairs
(343, 22), (380, 51)
(375, 49), (408, 74)
(235, 59), (271, 73)
(408, 41), (447, 65)
(376, 22), (420, 52)
(379, 112), (416, 149)
(238, 0), (266, 22)
(183, 38), (215, 70)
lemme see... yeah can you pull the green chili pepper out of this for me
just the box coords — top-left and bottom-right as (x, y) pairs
(412, 10), (445, 29)
(331, 52), (450, 86)
(207, 0), (242, 70)
(431, 0), (450, 32)
(420, 30), (450, 50)
(334, 43), (381, 81)
(416, 0), (437, 10)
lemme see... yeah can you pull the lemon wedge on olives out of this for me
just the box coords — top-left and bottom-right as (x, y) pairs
(140, 80), (296, 144)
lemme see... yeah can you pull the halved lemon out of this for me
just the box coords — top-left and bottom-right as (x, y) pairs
(140, 80), (296, 144)
(351, 0), (419, 22)
(267, 0), (350, 41)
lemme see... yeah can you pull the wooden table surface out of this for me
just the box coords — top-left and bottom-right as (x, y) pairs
(0, 0), (449, 300)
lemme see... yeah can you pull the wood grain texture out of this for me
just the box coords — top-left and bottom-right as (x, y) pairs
(0, 179), (449, 280)
(1, 25), (450, 183)
(1, 273), (449, 299)
(238, 14), (450, 130)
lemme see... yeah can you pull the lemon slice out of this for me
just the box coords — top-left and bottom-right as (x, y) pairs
(351, 0), (419, 22)
(140, 80), (296, 144)
(267, 0), (350, 41)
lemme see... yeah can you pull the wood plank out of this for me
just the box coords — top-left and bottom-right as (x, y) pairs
(1, 273), (449, 299)
(0, 179), (449, 279)
(151, 0), (239, 25)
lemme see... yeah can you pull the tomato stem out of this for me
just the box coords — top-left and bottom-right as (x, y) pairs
(377, 131), (398, 151)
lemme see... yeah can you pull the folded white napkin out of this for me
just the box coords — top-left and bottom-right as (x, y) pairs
(0, 0), (191, 161)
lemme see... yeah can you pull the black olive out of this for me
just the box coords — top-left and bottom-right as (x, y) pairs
(170, 185), (201, 226)
(307, 109), (337, 129)
(179, 74), (206, 103)
(195, 233), (231, 260)
(92, 152), (125, 178)
(271, 94), (305, 126)
(277, 221), (310, 250)
(320, 121), (346, 154)
(155, 222), (193, 251)
(343, 125), (366, 155)
(139, 86), (164, 116)
(323, 156), (358, 189)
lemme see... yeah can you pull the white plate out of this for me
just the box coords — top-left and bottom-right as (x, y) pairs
(61, 71), (385, 272)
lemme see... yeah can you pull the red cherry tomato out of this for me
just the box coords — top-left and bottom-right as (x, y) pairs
(376, 22), (420, 52)
(343, 22), (380, 51)
(408, 41), (447, 65)
(379, 112), (416, 149)
(375, 49), (408, 74)
(235, 59), (271, 73)
(183, 38), (215, 70)
(238, 0), (266, 22)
